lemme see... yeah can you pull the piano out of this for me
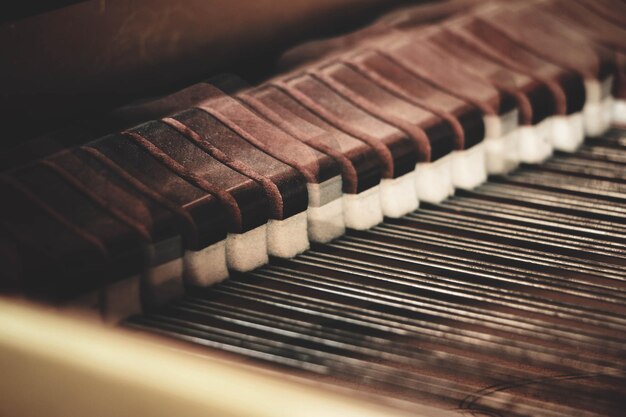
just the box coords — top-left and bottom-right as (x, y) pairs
(1, 0), (625, 416)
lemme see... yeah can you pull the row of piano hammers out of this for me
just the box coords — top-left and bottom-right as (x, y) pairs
(1, 0), (624, 321)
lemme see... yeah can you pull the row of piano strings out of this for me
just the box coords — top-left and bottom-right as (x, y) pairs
(127, 130), (626, 417)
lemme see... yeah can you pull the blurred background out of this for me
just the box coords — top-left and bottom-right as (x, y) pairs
(0, 0), (415, 149)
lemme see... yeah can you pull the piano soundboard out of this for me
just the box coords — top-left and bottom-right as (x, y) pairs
(1, 0), (626, 416)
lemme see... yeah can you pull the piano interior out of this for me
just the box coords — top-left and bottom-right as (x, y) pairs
(1, 0), (626, 416)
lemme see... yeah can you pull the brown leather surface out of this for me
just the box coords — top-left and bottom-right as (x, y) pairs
(346, 49), (485, 150)
(277, 74), (417, 179)
(314, 61), (456, 162)
(10, 163), (146, 279)
(540, 0), (626, 53)
(127, 121), (269, 235)
(170, 108), (309, 220)
(160, 116), (287, 218)
(475, 4), (616, 82)
(108, 81), (334, 209)
(446, 17), (586, 115)
(86, 133), (228, 250)
(194, 83), (340, 185)
(425, 28), (556, 125)
(241, 85), (383, 195)
(53, 148), (191, 252)
(380, 34), (517, 117)
(538, 0), (626, 99)
(575, 0), (626, 27)
(0, 177), (109, 301)
(105, 84), (223, 134)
